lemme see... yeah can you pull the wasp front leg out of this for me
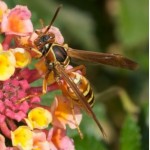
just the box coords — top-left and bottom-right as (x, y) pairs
(42, 71), (52, 94)
(30, 47), (43, 58)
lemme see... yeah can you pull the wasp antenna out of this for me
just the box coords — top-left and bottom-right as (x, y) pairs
(35, 30), (42, 35)
(39, 19), (45, 28)
(44, 4), (63, 34)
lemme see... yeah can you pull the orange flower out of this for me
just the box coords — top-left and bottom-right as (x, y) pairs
(1, 5), (33, 35)
(33, 130), (56, 150)
(51, 96), (82, 129)
(48, 127), (75, 150)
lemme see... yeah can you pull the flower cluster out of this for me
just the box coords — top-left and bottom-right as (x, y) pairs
(0, 2), (82, 150)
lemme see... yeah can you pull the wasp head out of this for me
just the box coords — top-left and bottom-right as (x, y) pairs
(34, 31), (55, 48)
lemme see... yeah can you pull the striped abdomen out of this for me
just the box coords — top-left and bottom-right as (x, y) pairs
(62, 72), (95, 107)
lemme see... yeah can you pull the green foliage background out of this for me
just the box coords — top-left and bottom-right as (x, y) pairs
(5, 0), (148, 149)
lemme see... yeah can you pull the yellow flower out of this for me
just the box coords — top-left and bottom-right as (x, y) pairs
(25, 107), (52, 130)
(11, 48), (31, 68)
(0, 50), (16, 81)
(0, 1), (8, 22)
(11, 126), (33, 150)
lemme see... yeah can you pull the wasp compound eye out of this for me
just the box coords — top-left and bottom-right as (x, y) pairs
(40, 35), (50, 43)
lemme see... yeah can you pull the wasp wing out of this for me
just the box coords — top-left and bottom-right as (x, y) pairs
(67, 48), (138, 70)
(55, 64), (106, 137)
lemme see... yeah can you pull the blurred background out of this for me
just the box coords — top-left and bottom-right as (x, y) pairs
(6, 0), (148, 149)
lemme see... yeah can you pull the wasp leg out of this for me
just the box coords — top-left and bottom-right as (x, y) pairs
(42, 72), (49, 94)
(16, 94), (40, 104)
(30, 47), (43, 58)
(66, 65), (86, 76)
(70, 99), (84, 139)
(16, 72), (50, 104)
(35, 30), (43, 35)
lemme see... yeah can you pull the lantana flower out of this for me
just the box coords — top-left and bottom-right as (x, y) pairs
(48, 127), (75, 150)
(0, 46), (16, 81)
(11, 126), (33, 150)
(14, 25), (64, 59)
(1, 4), (33, 50)
(11, 107), (75, 150)
(51, 96), (82, 130)
(1, 5), (33, 35)
(32, 130), (54, 150)
(0, 1), (8, 22)
(0, 1), (82, 149)
(0, 44), (31, 81)
(11, 107), (52, 150)
(11, 47), (31, 68)
(25, 107), (52, 130)
(0, 134), (7, 150)
(0, 69), (40, 137)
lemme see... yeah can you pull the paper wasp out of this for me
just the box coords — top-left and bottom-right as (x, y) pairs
(19, 5), (138, 137)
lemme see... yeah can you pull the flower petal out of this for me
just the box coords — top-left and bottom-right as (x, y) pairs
(11, 48), (31, 68)
(0, 50), (16, 81)
(1, 5), (33, 35)
(0, 1), (8, 22)
(32, 130), (51, 150)
(11, 126), (33, 150)
(26, 107), (52, 129)
(48, 127), (75, 150)
(0, 134), (7, 150)
(51, 96), (82, 129)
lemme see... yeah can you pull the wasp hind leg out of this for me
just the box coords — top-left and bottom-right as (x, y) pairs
(70, 99), (84, 139)
(66, 65), (86, 76)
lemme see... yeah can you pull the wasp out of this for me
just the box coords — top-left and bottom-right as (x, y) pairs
(19, 5), (138, 137)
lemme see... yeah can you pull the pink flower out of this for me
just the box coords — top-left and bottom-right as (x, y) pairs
(33, 130), (56, 150)
(0, 134), (19, 150)
(32, 128), (75, 150)
(29, 26), (64, 45)
(0, 70), (38, 138)
(32, 127), (75, 150)
(0, 2), (78, 149)
(1, 5), (33, 36)
(0, 134), (6, 150)
(0, 67), (59, 139)
(48, 127), (75, 150)
(51, 96), (82, 129)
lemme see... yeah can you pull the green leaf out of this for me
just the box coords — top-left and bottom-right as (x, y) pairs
(79, 103), (106, 139)
(120, 115), (141, 150)
(41, 90), (61, 106)
(138, 101), (149, 150)
(116, 0), (148, 47)
(74, 135), (107, 150)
